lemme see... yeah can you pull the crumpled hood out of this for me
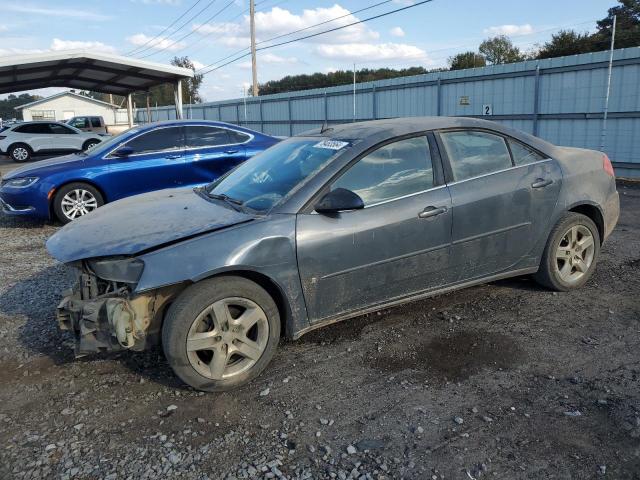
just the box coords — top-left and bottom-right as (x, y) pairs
(46, 187), (253, 263)
(2, 153), (85, 180)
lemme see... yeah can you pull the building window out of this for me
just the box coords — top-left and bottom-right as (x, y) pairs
(30, 110), (56, 120)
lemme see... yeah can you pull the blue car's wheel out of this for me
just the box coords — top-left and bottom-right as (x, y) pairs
(53, 182), (104, 224)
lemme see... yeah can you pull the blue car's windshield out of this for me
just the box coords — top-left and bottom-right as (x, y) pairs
(206, 137), (350, 212)
(84, 127), (142, 154)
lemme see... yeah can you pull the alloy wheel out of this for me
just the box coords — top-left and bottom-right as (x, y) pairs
(60, 188), (99, 220)
(555, 225), (595, 284)
(12, 147), (29, 161)
(186, 297), (269, 380)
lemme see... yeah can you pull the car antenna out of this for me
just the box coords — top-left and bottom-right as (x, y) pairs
(320, 121), (332, 134)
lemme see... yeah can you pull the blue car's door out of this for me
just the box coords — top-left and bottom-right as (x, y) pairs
(182, 125), (249, 185)
(106, 126), (186, 200)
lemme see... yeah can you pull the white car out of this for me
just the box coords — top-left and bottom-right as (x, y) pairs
(0, 121), (105, 163)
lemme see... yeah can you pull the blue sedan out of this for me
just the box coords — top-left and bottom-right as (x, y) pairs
(0, 120), (279, 223)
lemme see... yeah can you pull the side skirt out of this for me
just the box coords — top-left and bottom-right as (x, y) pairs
(291, 266), (538, 340)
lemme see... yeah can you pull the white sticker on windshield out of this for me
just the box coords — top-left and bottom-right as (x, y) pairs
(313, 140), (349, 150)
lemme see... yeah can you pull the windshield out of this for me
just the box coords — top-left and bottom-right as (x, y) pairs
(85, 127), (141, 154)
(206, 137), (350, 212)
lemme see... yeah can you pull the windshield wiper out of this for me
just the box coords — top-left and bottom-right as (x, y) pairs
(196, 187), (244, 211)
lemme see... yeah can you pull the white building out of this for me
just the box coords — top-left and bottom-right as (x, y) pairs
(15, 91), (126, 123)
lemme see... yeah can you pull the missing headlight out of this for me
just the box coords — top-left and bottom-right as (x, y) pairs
(86, 257), (144, 284)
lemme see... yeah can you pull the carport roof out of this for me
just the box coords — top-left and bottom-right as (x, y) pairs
(0, 50), (194, 96)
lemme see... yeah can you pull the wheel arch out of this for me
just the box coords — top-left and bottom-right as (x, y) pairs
(567, 202), (605, 245)
(7, 142), (33, 153)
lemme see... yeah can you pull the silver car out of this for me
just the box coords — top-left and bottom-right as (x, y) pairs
(47, 117), (620, 392)
(0, 121), (104, 162)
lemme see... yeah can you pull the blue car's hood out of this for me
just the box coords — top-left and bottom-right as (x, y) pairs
(46, 187), (253, 263)
(3, 153), (85, 179)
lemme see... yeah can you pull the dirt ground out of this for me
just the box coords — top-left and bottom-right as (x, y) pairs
(0, 174), (638, 479)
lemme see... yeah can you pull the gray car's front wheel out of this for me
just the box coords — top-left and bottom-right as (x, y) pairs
(534, 212), (600, 291)
(162, 276), (280, 392)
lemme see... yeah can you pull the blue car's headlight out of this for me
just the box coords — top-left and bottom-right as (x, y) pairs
(3, 177), (39, 188)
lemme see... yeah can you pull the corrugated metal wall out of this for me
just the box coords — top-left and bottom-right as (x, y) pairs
(137, 47), (640, 177)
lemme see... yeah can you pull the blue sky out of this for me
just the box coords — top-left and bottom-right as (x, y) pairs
(0, 0), (616, 101)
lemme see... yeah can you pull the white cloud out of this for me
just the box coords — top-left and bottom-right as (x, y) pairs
(0, 4), (111, 21)
(0, 25), (8, 32)
(390, 26), (405, 37)
(126, 33), (186, 51)
(50, 38), (117, 54)
(315, 42), (427, 63)
(483, 24), (534, 36)
(196, 4), (379, 48)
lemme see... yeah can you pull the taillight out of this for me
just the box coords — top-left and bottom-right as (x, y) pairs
(602, 154), (615, 177)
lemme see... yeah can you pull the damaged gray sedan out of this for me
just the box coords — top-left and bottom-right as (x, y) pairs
(47, 117), (620, 391)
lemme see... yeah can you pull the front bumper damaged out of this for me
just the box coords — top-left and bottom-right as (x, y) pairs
(57, 272), (175, 356)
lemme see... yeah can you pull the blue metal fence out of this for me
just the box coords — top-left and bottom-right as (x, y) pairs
(137, 47), (640, 177)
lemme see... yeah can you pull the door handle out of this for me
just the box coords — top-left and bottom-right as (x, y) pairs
(224, 149), (239, 154)
(165, 154), (181, 159)
(531, 178), (553, 188)
(418, 206), (447, 219)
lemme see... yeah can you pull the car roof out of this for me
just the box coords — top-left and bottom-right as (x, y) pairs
(136, 119), (266, 136)
(298, 116), (556, 152)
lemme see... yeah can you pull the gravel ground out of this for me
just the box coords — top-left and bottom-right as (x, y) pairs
(0, 180), (639, 480)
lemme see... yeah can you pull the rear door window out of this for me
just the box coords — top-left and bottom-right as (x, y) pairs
(184, 126), (230, 149)
(227, 130), (251, 144)
(124, 127), (183, 155)
(91, 117), (102, 128)
(440, 130), (512, 181)
(508, 139), (546, 166)
(15, 123), (51, 134)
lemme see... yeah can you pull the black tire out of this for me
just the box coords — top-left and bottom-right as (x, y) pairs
(162, 276), (280, 392)
(534, 212), (601, 291)
(82, 139), (100, 151)
(52, 182), (105, 224)
(9, 143), (32, 163)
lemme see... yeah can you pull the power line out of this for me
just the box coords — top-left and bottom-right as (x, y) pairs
(125, 0), (204, 55)
(164, 0), (284, 59)
(200, 0), (402, 75)
(131, 0), (221, 58)
(137, 0), (238, 59)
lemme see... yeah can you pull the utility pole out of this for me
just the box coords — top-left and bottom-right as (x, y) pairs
(250, 0), (259, 97)
(353, 63), (356, 121)
(600, 14), (616, 151)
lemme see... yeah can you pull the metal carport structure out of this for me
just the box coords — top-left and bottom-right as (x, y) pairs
(0, 50), (194, 127)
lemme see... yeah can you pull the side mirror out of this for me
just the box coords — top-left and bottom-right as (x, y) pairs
(113, 146), (134, 158)
(315, 188), (364, 214)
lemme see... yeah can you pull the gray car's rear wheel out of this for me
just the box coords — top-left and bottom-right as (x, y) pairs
(162, 276), (280, 392)
(9, 143), (32, 163)
(534, 212), (600, 291)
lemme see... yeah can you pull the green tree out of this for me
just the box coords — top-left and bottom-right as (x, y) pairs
(257, 66), (446, 95)
(131, 56), (204, 107)
(594, 0), (640, 49)
(536, 30), (597, 59)
(448, 51), (487, 70)
(0, 93), (41, 121)
(479, 35), (525, 64)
